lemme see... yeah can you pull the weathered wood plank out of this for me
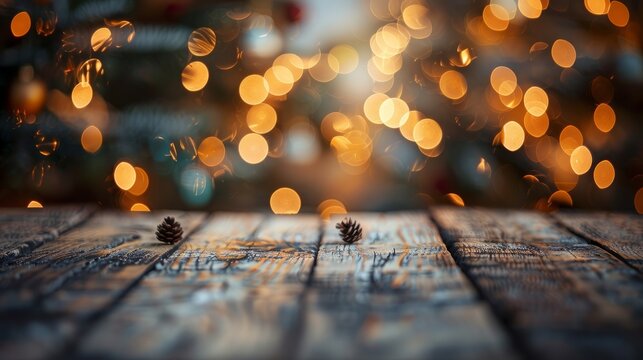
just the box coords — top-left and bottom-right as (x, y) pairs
(298, 212), (517, 359)
(76, 214), (321, 359)
(431, 207), (643, 360)
(554, 212), (643, 272)
(0, 206), (95, 261)
(0, 211), (206, 360)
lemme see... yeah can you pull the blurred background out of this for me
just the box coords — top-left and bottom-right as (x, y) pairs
(1, 0), (642, 215)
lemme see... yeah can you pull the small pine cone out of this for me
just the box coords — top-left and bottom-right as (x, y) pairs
(155, 216), (183, 244)
(336, 217), (363, 244)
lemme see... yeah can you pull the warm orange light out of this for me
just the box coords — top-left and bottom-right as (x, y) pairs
(608, 1), (629, 27)
(549, 190), (573, 207)
(570, 146), (592, 175)
(559, 125), (583, 155)
(400, 111), (423, 142)
(501, 121), (525, 152)
(91, 27), (112, 52)
(363, 93), (389, 124)
(584, 0), (609, 15)
(27, 200), (43, 208)
(273, 53), (304, 81)
(188, 27), (216, 56)
(413, 118), (443, 150)
(518, 0), (543, 19)
(181, 61), (209, 92)
(551, 39), (576, 68)
(308, 54), (339, 83)
(129, 167), (150, 196)
(114, 161), (137, 191)
(270, 187), (301, 214)
(593, 160), (615, 189)
(239, 75), (269, 105)
(636, 188), (643, 214)
(197, 136), (226, 167)
(523, 86), (548, 117)
(490, 66), (517, 96)
(264, 66), (294, 96)
(81, 125), (103, 153)
(329, 45), (359, 74)
(593, 103), (616, 133)
(247, 103), (277, 134)
(71, 82), (93, 109)
(130, 203), (151, 212)
(379, 97), (409, 128)
(523, 112), (549, 138)
(238, 133), (269, 164)
(482, 5), (509, 32)
(445, 193), (465, 206)
(11, 11), (31, 37)
(318, 199), (347, 220)
(439, 70), (467, 100)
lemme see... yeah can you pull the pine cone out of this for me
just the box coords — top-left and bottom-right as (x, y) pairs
(335, 217), (363, 244)
(155, 216), (183, 244)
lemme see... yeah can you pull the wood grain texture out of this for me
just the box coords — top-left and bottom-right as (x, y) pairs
(299, 212), (516, 360)
(0, 211), (205, 360)
(76, 214), (321, 359)
(554, 212), (643, 272)
(430, 207), (643, 360)
(0, 206), (95, 261)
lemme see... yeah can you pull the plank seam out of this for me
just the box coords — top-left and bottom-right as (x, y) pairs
(58, 211), (213, 359)
(549, 213), (642, 274)
(427, 210), (531, 360)
(279, 218), (323, 360)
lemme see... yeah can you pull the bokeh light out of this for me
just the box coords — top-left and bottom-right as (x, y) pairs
(439, 70), (467, 100)
(413, 118), (443, 150)
(247, 103), (277, 134)
(270, 187), (301, 214)
(523, 86), (548, 117)
(129, 167), (149, 196)
(11, 11), (31, 38)
(27, 200), (43, 208)
(181, 61), (209, 92)
(81, 126), (103, 153)
(197, 136), (226, 167)
(551, 39), (576, 68)
(490, 66), (517, 96)
(91, 27), (112, 52)
(593, 103), (616, 133)
(238, 133), (269, 164)
(501, 121), (525, 152)
(239, 74), (269, 105)
(71, 82), (93, 109)
(188, 27), (216, 56)
(570, 146), (592, 175)
(114, 161), (137, 191)
(608, 1), (629, 27)
(130, 203), (151, 212)
(593, 160), (615, 189)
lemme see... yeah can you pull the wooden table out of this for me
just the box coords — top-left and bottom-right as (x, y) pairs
(0, 207), (641, 359)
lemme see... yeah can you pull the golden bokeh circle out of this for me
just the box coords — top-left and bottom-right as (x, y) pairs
(247, 103), (277, 134)
(11, 11), (31, 37)
(593, 160), (615, 189)
(81, 125), (103, 153)
(181, 61), (209, 92)
(198, 136), (226, 167)
(188, 27), (216, 56)
(270, 187), (301, 214)
(114, 161), (137, 191)
(238, 133), (269, 164)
